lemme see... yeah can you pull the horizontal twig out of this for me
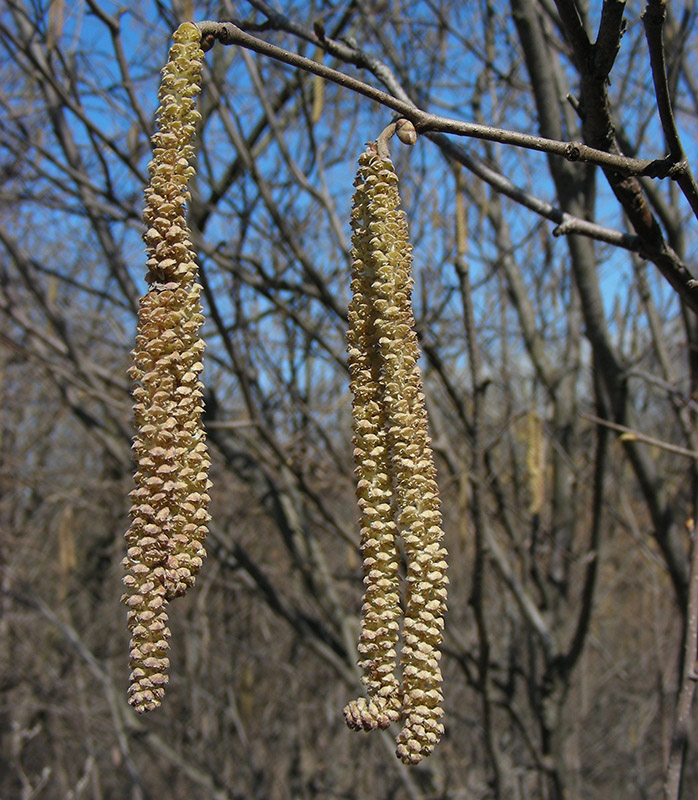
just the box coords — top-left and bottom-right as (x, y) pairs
(196, 20), (682, 178)
(582, 412), (698, 460)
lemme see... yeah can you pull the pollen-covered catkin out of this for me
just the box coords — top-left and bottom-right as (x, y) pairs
(122, 21), (211, 714)
(526, 409), (545, 515)
(344, 153), (403, 731)
(367, 156), (447, 766)
(344, 145), (448, 763)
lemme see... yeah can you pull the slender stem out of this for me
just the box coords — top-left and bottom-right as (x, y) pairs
(592, 0), (626, 78)
(240, 7), (644, 253)
(559, 370), (608, 676)
(195, 20), (681, 178)
(643, 0), (698, 220)
(581, 412), (698, 460)
(375, 120), (398, 159)
(663, 523), (698, 800)
(432, 134), (639, 251)
(454, 169), (503, 797)
(643, 0), (684, 161)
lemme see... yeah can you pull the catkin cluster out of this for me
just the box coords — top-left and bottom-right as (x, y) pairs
(122, 22), (211, 714)
(344, 145), (448, 764)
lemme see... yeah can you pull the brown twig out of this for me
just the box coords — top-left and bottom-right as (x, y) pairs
(195, 20), (680, 178)
(432, 134), (639, 251)
(243, 4), (645, 255)
(558, 372), (609, 677)
(196, 14), (698, 315)
(552, 0), (698, 315)
(663, 522), (698, 800)
(643, 0), (698, 221)
(581, 412), (698, 460)
(454, 169), (504, 796)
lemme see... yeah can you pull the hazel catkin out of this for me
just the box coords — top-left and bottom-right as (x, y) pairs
(344, 143), (448, 763)
(122, 21), (211, 714)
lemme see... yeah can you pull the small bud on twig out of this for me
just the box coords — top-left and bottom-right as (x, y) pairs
(395, 118), (417, 146)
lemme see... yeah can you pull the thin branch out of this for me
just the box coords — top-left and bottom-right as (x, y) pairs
(433, 134), (639, 251)
(643, 0), (684, 162)
(559, 371), (609, 676)
(195, 16), (698, 315)
(454, 170), (504, 797)
(592, 0), (626, 79)
(548, 0), (698, 315)
(208, 10), (683, 266)
(553, 0), (592, 61)
(643, 0), (698, 220)
(581, 412), (698, 459)
(195, 20), (681, 178)
(663, 524), (698, 800)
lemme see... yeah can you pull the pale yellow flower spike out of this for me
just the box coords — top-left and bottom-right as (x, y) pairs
(344, 131), (448, 764)
(344, 151), (403, 731)
(122, 22), (211, 714)
(526, 409), (545, 515)
(368, 153), (447, 766)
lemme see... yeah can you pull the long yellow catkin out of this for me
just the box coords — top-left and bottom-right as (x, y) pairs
(344, 145), (448, 764)
(122, 22), (211, 714)
(344, 150), (403, 732)
(526, 409), (545, 515)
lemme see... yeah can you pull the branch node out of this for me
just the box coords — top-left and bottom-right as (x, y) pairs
(313, 20), (326, 42)
(553, 220), (573, 237)
(375, 119), (417, 159)
(196, 20), (238, 47)
(565, 142), (582, 162)
(640, 155), (677, 179)
(669, 160), (690, 180)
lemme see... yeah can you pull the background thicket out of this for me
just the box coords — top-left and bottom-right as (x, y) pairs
(1, 0), (698, 798)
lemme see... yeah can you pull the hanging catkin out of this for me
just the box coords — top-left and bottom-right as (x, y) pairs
(122, 22), (211, 714)
(526, 408), (545, 515)
(344, 149), (404, 732)
(344, 140), (448, 764)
